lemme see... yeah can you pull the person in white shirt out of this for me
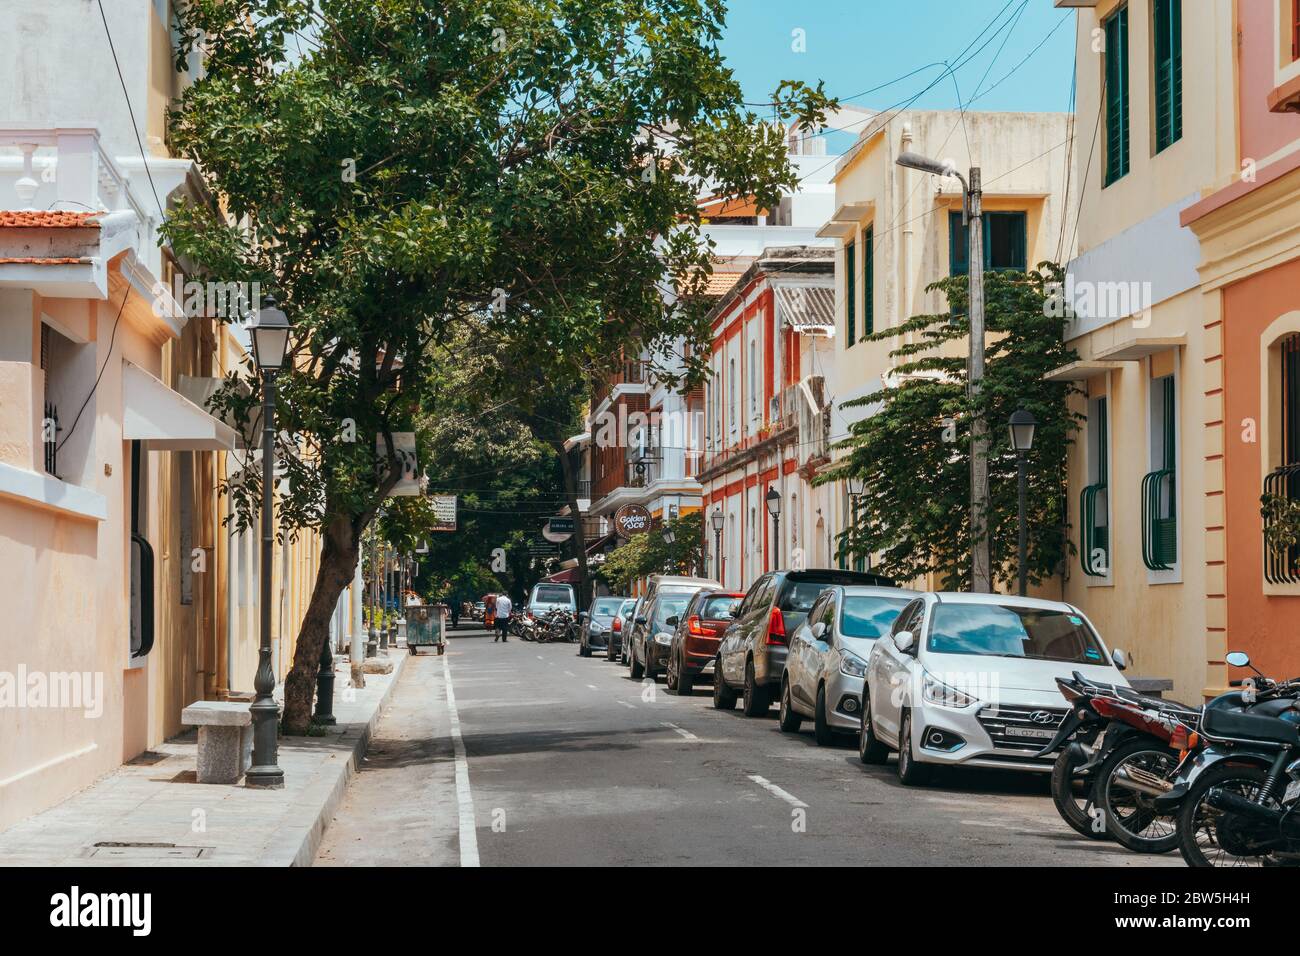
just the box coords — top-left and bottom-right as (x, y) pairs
(493, 593), (513, 642)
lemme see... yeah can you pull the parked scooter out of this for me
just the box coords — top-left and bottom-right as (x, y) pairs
(1169, 652), (1300, 867)
(1037, 672), (1201, 853)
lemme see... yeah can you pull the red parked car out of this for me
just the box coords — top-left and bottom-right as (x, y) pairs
(665, 589), (744, 695)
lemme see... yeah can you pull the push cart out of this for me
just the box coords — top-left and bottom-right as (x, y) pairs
(405, 604), (447, 655)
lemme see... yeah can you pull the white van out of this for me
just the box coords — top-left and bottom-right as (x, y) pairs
(528, 582), (577, 616)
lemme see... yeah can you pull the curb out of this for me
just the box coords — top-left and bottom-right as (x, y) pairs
(261, 648), (410, 867)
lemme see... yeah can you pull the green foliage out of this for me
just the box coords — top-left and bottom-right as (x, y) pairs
(1261, 493), (1300, 565)
(820, 264), (1080, 591)
(598, 512), (705, 592)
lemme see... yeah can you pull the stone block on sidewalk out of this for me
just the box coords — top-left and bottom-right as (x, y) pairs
(361, 658), (395, 675)
(181, 701), (254, 785)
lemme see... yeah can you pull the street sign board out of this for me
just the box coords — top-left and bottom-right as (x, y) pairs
(430, 495), (457, 531)
(542, 516), (574, 543)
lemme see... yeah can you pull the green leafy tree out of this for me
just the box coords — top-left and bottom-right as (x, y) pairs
(167, 0), (830, 731)
(820, 265), (1080, 591)
(598, 512), (704, 592)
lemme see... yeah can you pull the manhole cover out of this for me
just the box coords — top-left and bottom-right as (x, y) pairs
(82, 842), (212, 860)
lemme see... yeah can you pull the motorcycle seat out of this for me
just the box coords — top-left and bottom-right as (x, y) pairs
(1202, 705), (1300, 746)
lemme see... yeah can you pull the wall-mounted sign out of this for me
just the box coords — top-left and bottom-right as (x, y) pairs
(527, 539), (560, 556)
(429, 495), (457, 532)
(613, 503), (652, 538)
(542, 516), (574, 543)
(377, 432), (421, 496)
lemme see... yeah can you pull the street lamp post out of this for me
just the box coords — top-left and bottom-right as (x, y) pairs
(711, 507), (724, 583)
(245, 297), (291, 789)
(765, 486), (781, 570)
(662, 522), (677, 572)
(366, 526), (379, 658)
(1009, 409), (1038, 597)
(897, 150), (990, 592)
(846, 474), (865, 570)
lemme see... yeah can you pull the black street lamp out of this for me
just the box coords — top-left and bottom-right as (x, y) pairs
(765, 486), (782, 570)
(845, 474), (866, 570)
(366, 524), (380, 658)
(1008, 409), (1038, 597)
(246, 296), (291, 789)
(711, 507), (724, 581)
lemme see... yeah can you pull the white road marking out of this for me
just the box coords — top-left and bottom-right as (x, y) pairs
(617, 700), (636, 709)
(748, 774), (808, 809)
(587, 684), (598, 690)
(661, 722), (699, 741)
(564, 670), (576, 677)
(440, 653), (479, 868)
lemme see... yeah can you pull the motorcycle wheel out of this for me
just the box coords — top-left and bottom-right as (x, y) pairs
(1096, 737), (1180, 853)
(1176, 763), (1290, 867)
(1051, 748), (1108, 841)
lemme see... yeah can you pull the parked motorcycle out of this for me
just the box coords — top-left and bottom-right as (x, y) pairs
(538, 609), (577, 643)
(1172, 651), (1300, 867)
(1038, 672), (1201, 853)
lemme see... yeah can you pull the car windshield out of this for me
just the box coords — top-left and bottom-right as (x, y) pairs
(927, 604), (1107, 664)
(592, 598), (623, 616)
(702, 595), (741, 620)
(533, 586), (572, 604)
(840, 596), (910, 639)
(654, 598), (690, 630)
(620, 601), (636, 620)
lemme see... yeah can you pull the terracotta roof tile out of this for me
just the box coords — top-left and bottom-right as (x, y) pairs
(0, 210), (102, 229)
(0, 257), (90, 265)
(678, 271), (743, 298)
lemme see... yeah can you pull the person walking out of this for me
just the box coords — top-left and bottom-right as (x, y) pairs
(493, 593), (513, 642)
(448, 596), (460, 630)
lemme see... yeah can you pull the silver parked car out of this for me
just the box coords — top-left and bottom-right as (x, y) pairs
(778, 585), (916, 745)
(578, 595), (628, 657)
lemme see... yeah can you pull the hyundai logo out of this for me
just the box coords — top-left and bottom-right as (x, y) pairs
(1029, 710), (1057, 725)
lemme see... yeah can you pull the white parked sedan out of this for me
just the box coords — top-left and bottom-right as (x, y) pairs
(779, 585), (918, 745)
(860, 592), (1130, 784)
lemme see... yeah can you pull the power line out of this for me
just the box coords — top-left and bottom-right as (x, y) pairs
(96, 0), (165, 219)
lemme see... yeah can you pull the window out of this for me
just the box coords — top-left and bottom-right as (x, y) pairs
(1104, 6), (1130, 185)
(1081, 395), (1110, 577)
(748, 339), (757, 415)
(1141, 373), (1177, 571)
(1293, 0), (1300, 61)
(728, 358), (736, 434)
(1153, 0), (1182, 153)
(1264, 333), (1300, 583)
(845, 238), (856, 347)
(863, 225), (875, 336)
(949, 211), (1027, 276)
(129, 441), (155, 660)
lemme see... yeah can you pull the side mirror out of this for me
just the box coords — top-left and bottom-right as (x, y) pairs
(1225, 651), (1250, 669)
(635, 616), (647, 626)
(665, 616), (679, 628)
(578, 611), (588, 621)
(892, 630), (915, 654)
(811, 622), (827, 640)
(1111, 648), (1128, 671)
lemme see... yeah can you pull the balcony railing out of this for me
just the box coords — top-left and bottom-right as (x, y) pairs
(1140, 468), (1176, 571)
(626, 459), (660, 487)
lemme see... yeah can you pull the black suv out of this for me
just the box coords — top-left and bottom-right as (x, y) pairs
(714, 569), (892, 717)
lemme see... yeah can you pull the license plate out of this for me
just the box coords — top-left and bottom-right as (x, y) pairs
(1285, 779), (1300, 804)
(1004, 726), (1056, 740)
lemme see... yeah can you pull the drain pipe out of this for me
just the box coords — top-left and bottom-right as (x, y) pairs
(899, 121), (914, 349)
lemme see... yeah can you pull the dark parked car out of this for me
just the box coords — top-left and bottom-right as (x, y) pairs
(665, 589), (743, 695)
(578, 595), (628, 657)
(611, 597), (641, 663)
(627, 591), (699, 681)
(714, 569), (893, 717)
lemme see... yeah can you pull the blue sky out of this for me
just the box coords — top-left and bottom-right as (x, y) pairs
(717, 0), (1076, 151)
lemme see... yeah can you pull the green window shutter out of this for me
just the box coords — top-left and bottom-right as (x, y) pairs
(845, 239), (856, 346)
(949, 212), (968, 276)
(1104, 7), (1130, 185)
(863, 226), (874, 336)
(1082, 398), (1110, 576)
(1154, 0), (1183, 153)
(1142, 375), (1177, 570)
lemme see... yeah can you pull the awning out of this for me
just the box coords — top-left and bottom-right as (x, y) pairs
(776, 285), (835, 334)
(122, 360), (238, 451)
(1042, 360), (1125, 382)
(542, 567), (582, 584)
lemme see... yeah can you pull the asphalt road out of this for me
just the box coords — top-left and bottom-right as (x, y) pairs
(316, 626), (1180, 867)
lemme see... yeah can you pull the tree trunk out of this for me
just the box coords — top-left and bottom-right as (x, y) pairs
(282, 513), (359, 735)
(552, 438), (591, 607)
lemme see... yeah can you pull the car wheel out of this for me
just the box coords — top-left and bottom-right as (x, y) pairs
(857, 688), (889, 765)
(629, 642), (644, 680)
(677, 657), (694, 695)
(741, 658), (769, 717)
(712, 658), (737, 710)
(896, 710), (931, 786)
(778, 678), (802, 733)
(666, 653), (679, 692)
(813, 684), (833, 747)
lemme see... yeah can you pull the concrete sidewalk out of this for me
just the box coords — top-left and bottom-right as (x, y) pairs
(0, 647), (411, 867)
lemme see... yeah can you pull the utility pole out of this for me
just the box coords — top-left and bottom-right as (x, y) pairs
(896, 151), (991, 592)
(967, 167), (991, 593)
